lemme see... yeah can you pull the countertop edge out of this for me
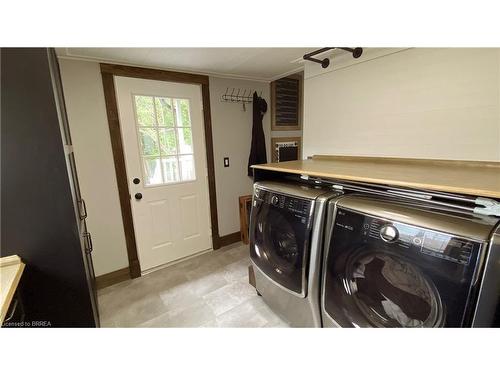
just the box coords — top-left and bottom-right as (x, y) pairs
(252, 163), (500, 199)
(1, 259), (25, 324)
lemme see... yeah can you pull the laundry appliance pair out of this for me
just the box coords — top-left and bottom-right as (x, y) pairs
(249, 181), (500, 327)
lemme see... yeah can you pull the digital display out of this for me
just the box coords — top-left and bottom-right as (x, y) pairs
(421, 232), (474, 265)
(423, 232), (450, 254)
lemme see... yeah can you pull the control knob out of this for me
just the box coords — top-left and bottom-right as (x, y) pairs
(380, 224), (398, 242)
(271, 195), (279, 206)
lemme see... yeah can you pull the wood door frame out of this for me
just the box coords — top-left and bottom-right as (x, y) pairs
(100, 63), (222, 279)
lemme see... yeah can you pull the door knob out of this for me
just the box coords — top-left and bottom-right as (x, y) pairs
(135, 193), (143, 200)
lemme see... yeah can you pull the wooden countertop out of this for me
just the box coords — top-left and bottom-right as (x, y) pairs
(1, 255), (25, 323)
(252, 155), (500, 199)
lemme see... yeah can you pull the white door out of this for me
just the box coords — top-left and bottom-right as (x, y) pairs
(115, 76), (212, 272)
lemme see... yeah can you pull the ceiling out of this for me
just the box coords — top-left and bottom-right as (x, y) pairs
(56, 48), (320, 81)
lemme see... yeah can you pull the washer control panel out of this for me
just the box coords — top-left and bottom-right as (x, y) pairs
(335, 208), (479, 266)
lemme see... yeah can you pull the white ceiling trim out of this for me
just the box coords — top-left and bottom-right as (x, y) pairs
(304, 48), (411, 79)
(269, 66), (305, 81)
(57, 49), (288, 83)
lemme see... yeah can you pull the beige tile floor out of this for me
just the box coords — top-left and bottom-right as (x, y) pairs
(97, 242), (289, 327)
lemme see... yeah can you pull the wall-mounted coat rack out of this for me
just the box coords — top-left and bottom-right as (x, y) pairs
(303, 47), (363, 68)
(221, 88), (263, 111)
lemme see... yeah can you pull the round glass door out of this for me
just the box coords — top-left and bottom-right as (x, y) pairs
(259, 208), (300, 275)
(345, 249), (445, 327)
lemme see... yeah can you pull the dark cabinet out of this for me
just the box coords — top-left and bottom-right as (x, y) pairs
(1, 48), (99, 327)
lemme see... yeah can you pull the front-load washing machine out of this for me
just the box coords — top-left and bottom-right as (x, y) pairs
(321, 195), (500, 327)
(249, 181), (343, 327)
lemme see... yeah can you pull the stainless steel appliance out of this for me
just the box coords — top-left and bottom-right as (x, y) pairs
(321, 195), (500, 327)
(249, 181), (343, 327)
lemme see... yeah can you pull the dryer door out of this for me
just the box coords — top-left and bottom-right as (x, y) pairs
(323, 208), (483, 327)
(250, 189), (313, 296)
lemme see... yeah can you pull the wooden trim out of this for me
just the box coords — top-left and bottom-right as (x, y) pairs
(271, 72), (303, 131)
(100, 63), (209, 85)
(239, 195), (252, 244)
(95, 267), (131, 290)
(271, 136), (302, 163)
(100, 63), (222, 277)
(201, 83), (222, 250)
(101, 72), (141, 279)
(219, 231), (241, 248)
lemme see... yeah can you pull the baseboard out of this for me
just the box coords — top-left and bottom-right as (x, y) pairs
(95, 267), (131, 289)
(218, 231), (241, 248)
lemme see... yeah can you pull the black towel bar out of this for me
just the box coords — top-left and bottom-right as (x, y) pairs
(303, 47), (363, 68)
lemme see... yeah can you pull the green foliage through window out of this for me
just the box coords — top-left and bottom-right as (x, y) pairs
(133, 95), (196, 186)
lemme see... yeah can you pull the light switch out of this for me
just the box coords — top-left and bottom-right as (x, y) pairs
(224, 157), (230, 167)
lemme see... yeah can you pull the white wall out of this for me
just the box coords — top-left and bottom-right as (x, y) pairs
(303, 48), (500, 161)
(209, 77), (270, 236)
(59, 59), (272, 275)
(59, 59), (129, 276)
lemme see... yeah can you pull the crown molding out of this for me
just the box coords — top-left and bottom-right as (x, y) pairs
(57, 50), (279, 83)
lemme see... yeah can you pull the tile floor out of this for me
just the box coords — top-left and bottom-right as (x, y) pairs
(98, 242), (289, 327)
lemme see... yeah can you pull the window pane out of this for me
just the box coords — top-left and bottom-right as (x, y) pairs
(179, 154), (196, 181)
(138, 128), (159, 156)
(158, 128), (178, 155)
(175, 99), (191, 127)
(143, 158), (163, 185)
(177, 127), (193, 154)
(162, 157), (180, 183)
(155, 97), (174, 127)
(134, 96), (155, 126)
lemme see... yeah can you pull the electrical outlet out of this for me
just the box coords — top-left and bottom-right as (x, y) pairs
(223, 157), (230, 167)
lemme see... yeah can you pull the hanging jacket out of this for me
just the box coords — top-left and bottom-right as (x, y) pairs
(247, 92), (268, 176)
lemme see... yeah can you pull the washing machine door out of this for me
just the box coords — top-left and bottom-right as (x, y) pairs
(323, 207), (483, 327)
(249, 189), (313, 296)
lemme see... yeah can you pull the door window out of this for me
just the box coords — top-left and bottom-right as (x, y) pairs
(133, 95), (195, 186)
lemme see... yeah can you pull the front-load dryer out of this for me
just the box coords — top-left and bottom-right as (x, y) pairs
(321, 195), (500, 328)
(249, 181), (343, 327)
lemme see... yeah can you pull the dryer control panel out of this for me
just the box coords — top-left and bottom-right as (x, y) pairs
(254, 188), (312, 217)
(335, 208), (480, 266)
